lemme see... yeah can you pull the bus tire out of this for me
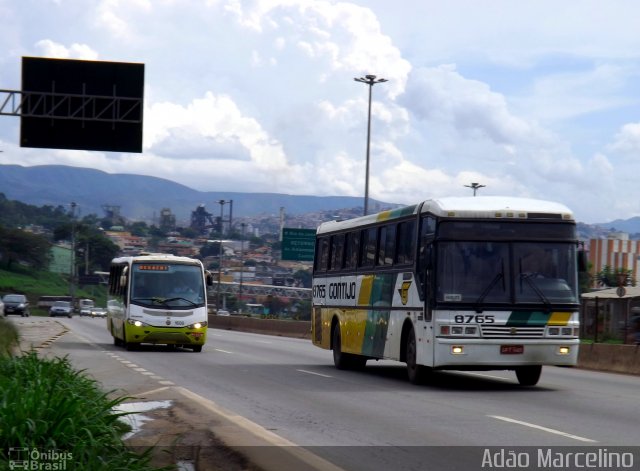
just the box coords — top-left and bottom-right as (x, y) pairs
(332, 324), (351, 370)
(515, 365), (542, 386)
(406, 327), (429, 385)
(192, 345), (203, 352)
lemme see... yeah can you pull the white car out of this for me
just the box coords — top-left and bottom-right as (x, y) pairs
(216, 309), (230, 316)
(0, 297), (4, 316)
(90, 307), (107, 318)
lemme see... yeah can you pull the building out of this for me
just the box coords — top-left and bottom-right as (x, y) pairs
(589, 233), (640, 285)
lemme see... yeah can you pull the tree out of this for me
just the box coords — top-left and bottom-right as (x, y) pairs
(292, 269), (312, 288)
(0, 226), (52, 270)
(596, 265), (635, 287)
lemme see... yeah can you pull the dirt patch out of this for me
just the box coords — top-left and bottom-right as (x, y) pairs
(124, 400), (262, 471)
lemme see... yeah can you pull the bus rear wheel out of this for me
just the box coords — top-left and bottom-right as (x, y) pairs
(515, 365), (542, 386)
(332, 324), (366, 370)
(406, 327), (429, 385)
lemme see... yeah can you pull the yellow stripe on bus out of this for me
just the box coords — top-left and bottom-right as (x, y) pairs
(548, 311), (572, 326)
(358, 275), (374, 305)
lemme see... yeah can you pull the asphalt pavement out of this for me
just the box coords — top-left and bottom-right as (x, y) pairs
(9, 317), (343, 471)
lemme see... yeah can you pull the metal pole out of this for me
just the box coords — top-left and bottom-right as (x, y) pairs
(69, 202), (76, 307)
(239, 222), (246, 314)
(217, 200), (226, 312)
(354, 75), (387, 216)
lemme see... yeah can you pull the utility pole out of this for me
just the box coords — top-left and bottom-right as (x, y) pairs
(69, 202), (77, 307)
(239, 222), (246, 314)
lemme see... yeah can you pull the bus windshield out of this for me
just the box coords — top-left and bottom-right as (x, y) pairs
(436, 241), (578, 305)
(130, 263), (205, 308)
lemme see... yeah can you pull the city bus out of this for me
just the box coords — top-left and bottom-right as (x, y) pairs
(311, 196), (583, 386)
(107, 253), (213, 352)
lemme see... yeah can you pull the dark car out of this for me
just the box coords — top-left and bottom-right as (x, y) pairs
(2, 294), (30, 317)
(49, 301), (73, 318)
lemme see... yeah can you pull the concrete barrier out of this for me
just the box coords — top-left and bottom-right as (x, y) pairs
(209, 315), (640, 376)
(208, 314), (311, 339)
(577, 343), (640, 375)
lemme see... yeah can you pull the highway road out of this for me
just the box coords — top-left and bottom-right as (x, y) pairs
(46, 317), (640, 470)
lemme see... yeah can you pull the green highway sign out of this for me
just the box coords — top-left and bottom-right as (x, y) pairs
(281, 228), (316, 261)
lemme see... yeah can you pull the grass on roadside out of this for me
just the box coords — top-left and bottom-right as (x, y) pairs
(0, 318), (19, 358)
(0, 352), (171, 470)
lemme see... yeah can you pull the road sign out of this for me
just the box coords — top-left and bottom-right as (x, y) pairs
(281, 228), (316, 261)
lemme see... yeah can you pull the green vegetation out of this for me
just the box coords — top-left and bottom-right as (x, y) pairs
(0, 353), (167, 470)
(0, 319), (19, 357)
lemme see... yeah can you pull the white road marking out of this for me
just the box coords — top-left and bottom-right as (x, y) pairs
(488, 415), (597, 443)
(158, 380), (175, 385)
(297, 369), (333, 378)
(214, 348), (234, 354)
(256, 340), (273, 344)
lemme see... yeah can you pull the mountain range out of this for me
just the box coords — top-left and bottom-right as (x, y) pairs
(0, 164), (391, 223)
(1, 164), (639, 236)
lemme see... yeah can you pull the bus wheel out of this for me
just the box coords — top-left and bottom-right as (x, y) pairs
(192, 345), (203, 353)
(406, 327), (429, 385)
(111, 324), (122, 346)
(515, 365), (542, 386)
(332, 324), (351, 370)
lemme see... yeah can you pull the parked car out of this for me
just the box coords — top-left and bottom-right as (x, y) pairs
(216, 309), (230, 316)
(90, 307), (107, 318)
(49, 301), (73, 318)
(2, 294), (30, 317)
(0, 297), (4, 316)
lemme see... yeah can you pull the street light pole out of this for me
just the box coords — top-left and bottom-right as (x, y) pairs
(354, 74), (388, 216)
(239, 222), (246, 314)
(464, 182), (486, 196)
(216, 199), (230, 312)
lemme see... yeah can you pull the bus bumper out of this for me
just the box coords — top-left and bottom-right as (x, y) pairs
(433, 338), (579, 368)
(125, 324), (207, 346)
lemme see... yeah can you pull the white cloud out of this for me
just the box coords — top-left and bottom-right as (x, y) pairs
(1, 0), (640, 223)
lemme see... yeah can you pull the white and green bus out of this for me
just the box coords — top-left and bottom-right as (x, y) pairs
(107, 254), (212, 352)
(311, 196), (583, 386)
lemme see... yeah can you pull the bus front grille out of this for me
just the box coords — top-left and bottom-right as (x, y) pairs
(481, 326), (545, 338)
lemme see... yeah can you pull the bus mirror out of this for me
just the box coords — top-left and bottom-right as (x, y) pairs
(119, 266), (128, 288)
(577, 250), (587, 273)
(205, 270), (214, 286)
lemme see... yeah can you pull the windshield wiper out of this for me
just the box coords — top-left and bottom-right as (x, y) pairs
(162, 297), (198, 306)
(520, 273), (550, 307)
(474, 272), (504, 313)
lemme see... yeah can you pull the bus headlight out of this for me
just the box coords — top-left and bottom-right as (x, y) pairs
(127, 319), (148, 327)
(558, 346), (571, 355)
(451, 345), (464, 355)
(188, 321), (208, 329)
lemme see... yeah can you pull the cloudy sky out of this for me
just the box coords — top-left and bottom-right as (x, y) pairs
(1, 0), (639, 224)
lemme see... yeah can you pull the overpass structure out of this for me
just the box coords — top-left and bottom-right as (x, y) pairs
(208, 281), (311, 301)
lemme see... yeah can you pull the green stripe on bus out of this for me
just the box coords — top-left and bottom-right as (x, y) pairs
(506, 311), (550, 326)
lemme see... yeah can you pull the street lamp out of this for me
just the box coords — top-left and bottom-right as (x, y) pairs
(464, 182), (486, 196)
(354, 74), (388, 216)
(216, 199), (230, 312)
(239, 222), (246, 313)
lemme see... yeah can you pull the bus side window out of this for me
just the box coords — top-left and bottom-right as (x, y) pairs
(378, 224), (396, 266)
(344, 231), (360, 270)
(315, 237), (330, 273)
(396, 220), (416, 265)
(360, 227), (377, 268)
(417, 216), (436, 298)
(329, 234), (345, 271)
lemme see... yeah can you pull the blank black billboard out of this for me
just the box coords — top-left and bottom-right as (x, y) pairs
(20, 57), (144, 153)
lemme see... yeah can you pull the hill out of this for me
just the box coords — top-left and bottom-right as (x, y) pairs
(0, 164), (393, 222)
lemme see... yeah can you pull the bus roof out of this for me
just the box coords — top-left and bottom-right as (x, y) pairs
(317, 196), (574, 234)
(111, 253), (203, 266)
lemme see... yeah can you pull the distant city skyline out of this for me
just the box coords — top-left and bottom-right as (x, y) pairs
(1, 1), (639, 224)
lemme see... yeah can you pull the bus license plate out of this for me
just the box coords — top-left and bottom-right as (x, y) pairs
(500, 345), (524, 354)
